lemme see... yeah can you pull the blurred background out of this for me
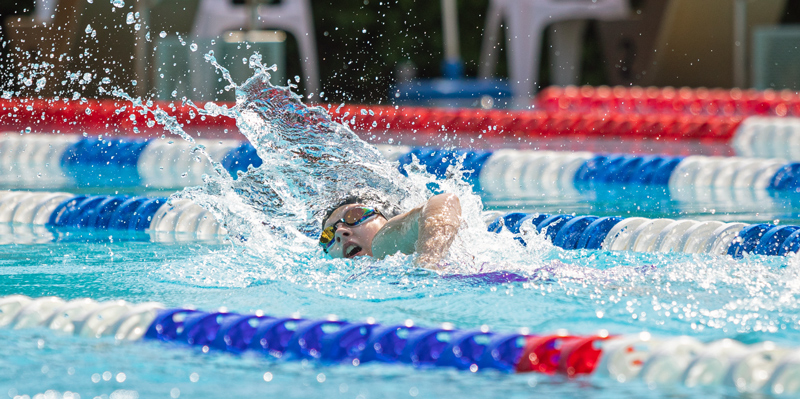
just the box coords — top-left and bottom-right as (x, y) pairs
(2, 0), (800, 106)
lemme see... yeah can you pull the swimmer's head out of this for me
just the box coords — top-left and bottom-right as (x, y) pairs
(319, 195), (399, 259)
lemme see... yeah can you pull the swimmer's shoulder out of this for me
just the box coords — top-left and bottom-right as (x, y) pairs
(371, 206), (422, 258)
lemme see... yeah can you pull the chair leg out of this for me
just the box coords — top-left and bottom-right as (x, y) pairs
(548, 20), (588, 86)
(507, 10), (545, 107)
(294, 24), (320, 96)
(478, 0), (505, 78)
(257, 0), (319, 96)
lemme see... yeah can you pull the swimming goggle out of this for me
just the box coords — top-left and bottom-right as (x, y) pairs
(319, 207), (383, 253)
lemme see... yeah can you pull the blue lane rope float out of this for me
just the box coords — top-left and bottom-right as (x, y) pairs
(2, 190), (800, 258)
(484, 210), (800, 258)
(1, 294), (800, 394)
(3, 134), (800, 196)
(0, 191), (225, 241)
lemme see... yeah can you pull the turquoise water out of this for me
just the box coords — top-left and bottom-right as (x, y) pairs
(4, 70), (800, 398)
(3, 200), (800, 398)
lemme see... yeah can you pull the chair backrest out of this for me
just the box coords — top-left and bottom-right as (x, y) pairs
(598, 0), (787, 88)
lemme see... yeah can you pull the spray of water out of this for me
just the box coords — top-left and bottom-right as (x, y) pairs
(116, 53), (547, 279)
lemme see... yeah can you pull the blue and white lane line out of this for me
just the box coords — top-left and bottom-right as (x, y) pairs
(3, 134), (800, 195)
(485, 210), (800, 257)
(2, 294), (800, 393)
(0, 133), (259, 189)
(0, 191), (225, 244)
(1, 190), (800, 257)
(393, 147), (799, 197)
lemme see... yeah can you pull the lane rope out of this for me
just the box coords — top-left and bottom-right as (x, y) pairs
(3, 134), (800, 195)
(1, 295), (798, 394)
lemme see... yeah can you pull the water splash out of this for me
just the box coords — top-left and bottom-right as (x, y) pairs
(120, 53), (558, 279)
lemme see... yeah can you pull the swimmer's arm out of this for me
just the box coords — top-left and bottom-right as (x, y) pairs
(371, 193), (461, 269)
(370, 206), (420, 259)
(414, 193), (461, 268)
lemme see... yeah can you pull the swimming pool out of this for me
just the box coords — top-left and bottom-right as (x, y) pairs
(3, 78), (800, 399)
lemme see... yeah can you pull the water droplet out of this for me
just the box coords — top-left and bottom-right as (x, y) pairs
(85, 24), (93, 34)
(131, 80), (137, 86)
(126, 12), (135, 24)
(101, 77), (111, 84)
(111, 0), (125, 8)
(85, 108), (92, 115)
(294, 76), (300, 83)
(159, 31), (167, 38)
(249, 53), (263, 68)
(36, 77), (46, 90)
(190, 43), (198, 52)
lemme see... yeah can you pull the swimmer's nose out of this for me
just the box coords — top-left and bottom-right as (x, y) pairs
(334, 226), (351, 243)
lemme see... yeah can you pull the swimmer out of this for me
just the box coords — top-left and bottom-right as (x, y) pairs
(319, 193), (461, 269)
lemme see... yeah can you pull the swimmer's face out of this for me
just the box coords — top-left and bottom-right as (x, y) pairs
(322, 204), (387, 259)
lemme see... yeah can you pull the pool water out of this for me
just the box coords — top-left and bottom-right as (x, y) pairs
(4, 70), (800, 398)
(3, 229), (800, 398)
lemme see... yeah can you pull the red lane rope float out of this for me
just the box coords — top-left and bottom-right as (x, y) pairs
(538, 85), (800, 117)
(0, 98), (743, 142)
(515, 333), (613, 376)
(327, 105), (742, 143)
(0, 98), (238, 138)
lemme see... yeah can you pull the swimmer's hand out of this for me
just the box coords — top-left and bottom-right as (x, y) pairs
(371, 193), (462, 270)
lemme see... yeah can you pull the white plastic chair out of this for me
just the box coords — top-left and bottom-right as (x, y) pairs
(479, 0), (629, 107)
(191, 0), (320, 96)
